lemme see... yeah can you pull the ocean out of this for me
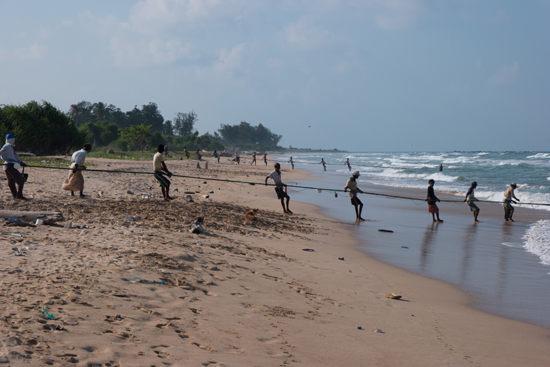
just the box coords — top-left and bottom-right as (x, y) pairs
(280, 151), (550, 327)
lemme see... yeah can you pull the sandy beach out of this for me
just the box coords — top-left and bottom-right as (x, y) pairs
(1, 156), (549, 367)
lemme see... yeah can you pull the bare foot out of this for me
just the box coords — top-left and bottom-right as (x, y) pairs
(474, 219), (480, 223)
(286, 210), (293, 214)
(437, 219), (444, 222)
(358, 217), (366, 221)
(510, 219), (515, 222)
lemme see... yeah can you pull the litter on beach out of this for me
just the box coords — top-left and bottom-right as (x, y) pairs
(130, 277), (166, 284)
(378, 229), (393, 233)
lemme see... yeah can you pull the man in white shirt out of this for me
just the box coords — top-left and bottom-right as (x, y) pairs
(265, 163), (292, 214)
(0, 134), (27, 200)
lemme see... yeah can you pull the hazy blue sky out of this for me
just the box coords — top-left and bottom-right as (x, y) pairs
(1, 0), (549, 151)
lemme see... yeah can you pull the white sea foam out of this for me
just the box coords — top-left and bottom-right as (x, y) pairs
(523, 220), (550, 266)
(527, 153), (550, 159)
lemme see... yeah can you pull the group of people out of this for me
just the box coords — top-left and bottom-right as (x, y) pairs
(426, 179), (520, 223)
(0, 137), (525, 223)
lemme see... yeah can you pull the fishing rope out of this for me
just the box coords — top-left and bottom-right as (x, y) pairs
(24, 164), (550, 207)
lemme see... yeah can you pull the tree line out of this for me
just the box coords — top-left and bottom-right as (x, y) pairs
(0, 100), (283, 155)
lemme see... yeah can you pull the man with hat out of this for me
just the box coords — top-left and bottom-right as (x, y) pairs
(265, 162), (292, 214)
(344, 171), (365, 222)
(503, 183), (520, 222)
(0, 134), (27, 200)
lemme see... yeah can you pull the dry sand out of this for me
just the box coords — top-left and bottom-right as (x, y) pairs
(0, 156), (549, 366)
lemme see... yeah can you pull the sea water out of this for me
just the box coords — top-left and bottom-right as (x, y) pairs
(280, 151), (550, 326)
(285, 151), (550, 267)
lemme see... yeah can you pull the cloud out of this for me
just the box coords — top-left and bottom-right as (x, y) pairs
(213, 42), (247, 78)
(281, 16), (337, 51)
(13, 44), (47, 61)
(489, 62), (519, 85)
(303, 0), (425, 30)
(110, 36), (193, 67)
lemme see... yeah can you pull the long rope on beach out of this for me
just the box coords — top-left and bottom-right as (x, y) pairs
(25, 164), (550, 207)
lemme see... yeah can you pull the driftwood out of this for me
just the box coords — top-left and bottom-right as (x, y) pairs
(0, 210), (64, 225)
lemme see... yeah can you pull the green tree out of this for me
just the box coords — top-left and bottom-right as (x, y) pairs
(120, 124), (152, 151)
(163, 120), (174, 136)
(141, 103), (164, 132)
(173, 111), (197, 136)
(1, 101), (85, 154)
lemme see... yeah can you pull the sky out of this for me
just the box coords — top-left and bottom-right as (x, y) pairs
(1, 0), (549, 152)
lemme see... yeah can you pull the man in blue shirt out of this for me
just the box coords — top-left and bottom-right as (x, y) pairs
(0, 134), (27, 200)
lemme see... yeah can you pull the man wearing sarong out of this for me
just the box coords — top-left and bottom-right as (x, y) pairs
(62, 143), (92, 197)
(154, 144), (173, 202)
(344, 171), (365, 222)
(0, 134), (28, 200)
(426, 179), (443, 222)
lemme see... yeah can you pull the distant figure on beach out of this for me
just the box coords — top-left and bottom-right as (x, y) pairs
(439, 164), (443, 172)
(265, 162), (292, 214)
(213, 150), (220, 163)
(464, 181), (480, 223)
(426, 179), (443, 222)
(235, 154), (240, 164)
(164, 145), (169, 157)
(251, 152), (256, 165)
(288, 156), (294, 169)
(345, 158), (351, 172)
(62, 143), (92, 197)
(0, 134), (28, 200)
(344, 171), (365, 222)
(320, 158), (327, 171)
(263, 154), (267, 166)
(503, 183), (520, 222)
(184, 147), (189, 159)
(153, 144), (173, 202)
(196, 149), (201, 160)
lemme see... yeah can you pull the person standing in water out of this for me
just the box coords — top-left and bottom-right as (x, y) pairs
(265, 163), (292, 214)
(345, 158), (351, 172)
(0, 134), (27, 200)
(464, 181), (480, 223)
(288, 156), (294, 169)
(344, 171), (365, 222)
(319, 158), (327, 171)
(426, 179), (443, 222)
(503, 183), (520, 222)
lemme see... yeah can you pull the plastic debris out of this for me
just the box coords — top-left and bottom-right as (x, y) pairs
(401, 246), (409, 249)
(334, 192), (338, 198)
(189, 218), (205, 234)
(184, 195), (194, 202)
(385, 293), (402, 300)
(357, 326), (363, 330)
(64, 221), (72, 229)
(378, 229), (394, 233)
(8, 218), (21, 222)
(42, 307), (57, 320)
(338, 257), (344, 260)
(373, 328), (383, 333)
(35, 219), (44, 225)
(131, 277), (166, 284)
(127, 190), (134, 195)
(302, 248), (315, 252)
(12, 233), (22, 237)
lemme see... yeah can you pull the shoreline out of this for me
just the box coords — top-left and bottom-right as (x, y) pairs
(1, 156), (549, 366)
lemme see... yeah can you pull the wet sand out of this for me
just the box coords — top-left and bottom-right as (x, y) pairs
(0, 156), (549, 366)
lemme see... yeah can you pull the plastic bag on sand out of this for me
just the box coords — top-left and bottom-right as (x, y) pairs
(189, 219), (205, 234)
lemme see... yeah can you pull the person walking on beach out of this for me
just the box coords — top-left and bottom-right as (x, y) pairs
(345, 158), (351, 172)
(426, 179), (443, 222)
(251, 152), (256, 165)
(503, 183), (520, 222)
(344, 171), (365, 222)
(320, 158), (327, 171)
(164, 145), (169, 157)
(263, 154), (267, 166)
(213, 150), (220, 163)
(0, 134), (27, 200)
(235, 154), (240, 164)
(62, 143), (92, 197)
(265, 162), (292, 214)
(288, 156), (294, 169)
(153, 144), (173, 202)
(184, 147), (189, 159)
(196, 149), (201, 160)
(464, 181), (480, 223)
